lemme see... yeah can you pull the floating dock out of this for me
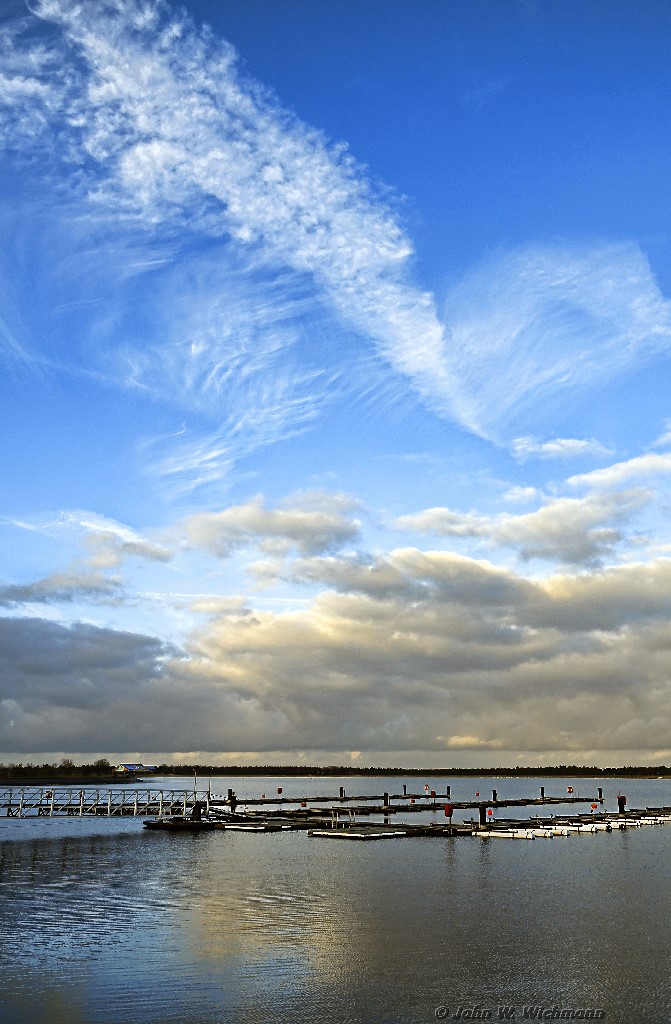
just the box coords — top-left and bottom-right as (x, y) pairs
(5, 785), (665, 843)
(304, 806), (671, 841)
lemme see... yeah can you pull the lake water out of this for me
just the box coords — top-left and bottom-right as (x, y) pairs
(1, 775), (670, 1024)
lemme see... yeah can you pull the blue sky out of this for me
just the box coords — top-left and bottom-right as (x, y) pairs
(2, 0), (671, 766)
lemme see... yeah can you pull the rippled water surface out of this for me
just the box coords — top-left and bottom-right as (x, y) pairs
(1, 775), (670, 1023)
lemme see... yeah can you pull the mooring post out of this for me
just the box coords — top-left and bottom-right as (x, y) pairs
(383, 792), (389, 808)
(617, 794), (627, 814)
(492, 789), (497, 803)
(403, 784), (407, 796)
(339, 786), (345, 801)
(446, 785), (451, 799)
(479, 805), (487, 828)
(598, 787), (603, 801)
(540, 786), (545, 801)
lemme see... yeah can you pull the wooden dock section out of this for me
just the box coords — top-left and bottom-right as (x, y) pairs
(208, 787), (601, 818)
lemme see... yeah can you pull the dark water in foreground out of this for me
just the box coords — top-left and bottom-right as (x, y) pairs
(0, 775), (670, 1024)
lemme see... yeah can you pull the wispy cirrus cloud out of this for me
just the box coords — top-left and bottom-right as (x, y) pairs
(652, 420), (671, 449)
(0, 0), (455, 469)
(2, 0), (670, 487)
(444, 241), (671, 440)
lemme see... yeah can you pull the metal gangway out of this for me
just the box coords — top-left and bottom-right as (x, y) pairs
(0, 786), (212, 818)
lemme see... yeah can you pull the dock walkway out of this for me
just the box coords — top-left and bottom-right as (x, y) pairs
(0, 787), (211, 818)
(0, 784), (604, 825)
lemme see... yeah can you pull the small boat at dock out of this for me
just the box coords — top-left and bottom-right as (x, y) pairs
(143, 816), (215, 832)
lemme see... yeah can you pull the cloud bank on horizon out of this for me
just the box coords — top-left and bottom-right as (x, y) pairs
(2, 0), (671, 766)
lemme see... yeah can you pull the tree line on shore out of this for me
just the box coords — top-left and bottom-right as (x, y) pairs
(0, 760), (670, 779)
(0, 758), (116, 779)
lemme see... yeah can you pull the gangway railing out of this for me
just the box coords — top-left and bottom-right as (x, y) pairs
(0, 787), (212, 818)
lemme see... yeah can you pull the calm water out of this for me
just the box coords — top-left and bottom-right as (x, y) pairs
(1, 775), (670, 1024)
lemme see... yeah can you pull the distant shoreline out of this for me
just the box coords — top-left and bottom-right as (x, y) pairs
(1, 765), (670, 784)
(0, 775), (122, 786)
